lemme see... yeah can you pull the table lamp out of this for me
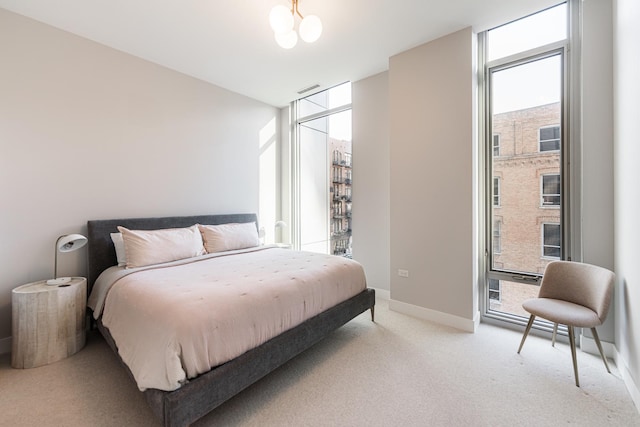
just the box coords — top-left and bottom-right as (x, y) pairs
(46, 233), (88, 285)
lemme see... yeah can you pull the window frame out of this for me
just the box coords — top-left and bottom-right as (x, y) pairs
(292, 82), (353, 254)
(539, 125), (561, 152)
(488, 278), (501, 303)
(487, 48), (566, 273)
(493, 176), (501, 207)
(493, 134), (501, 157)
(541, 173), (561, 207)
(542, 223), (562, 259)
(479, 0), (581, 331)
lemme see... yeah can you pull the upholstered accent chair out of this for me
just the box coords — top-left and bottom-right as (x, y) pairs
(517, 260), (615, 387)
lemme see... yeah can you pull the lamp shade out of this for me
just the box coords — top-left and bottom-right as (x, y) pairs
(57, 234), (88, 253)
(275, 30), (298, 49)
(299, 15), (322, 43)
(47, 233), (88, 285)
(269, 5), (294, 34)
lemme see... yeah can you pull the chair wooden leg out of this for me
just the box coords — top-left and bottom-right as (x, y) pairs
(370, 306), (375, 322)
(518, 315), (535, 354)
(551, 323), (558, 347)
(591, 327), (611, 373)
(568, 326), (580, 387)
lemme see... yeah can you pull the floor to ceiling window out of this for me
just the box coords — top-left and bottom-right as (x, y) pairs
(294, 82), (352, 256)
(481, 2), (576, 326)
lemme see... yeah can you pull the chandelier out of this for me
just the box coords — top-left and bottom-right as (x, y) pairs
(269, 0), (322, 49)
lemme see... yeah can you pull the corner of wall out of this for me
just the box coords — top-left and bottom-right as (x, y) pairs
(615, 347), (640, 415)
(389, 298), (478, 333)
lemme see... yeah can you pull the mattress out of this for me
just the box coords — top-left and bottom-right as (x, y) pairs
(88, 246), (367, 391)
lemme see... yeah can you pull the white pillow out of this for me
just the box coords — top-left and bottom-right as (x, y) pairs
(198, 222), (260, 253)
(110, 232), (126, 267)
(117, 224), (205, 269)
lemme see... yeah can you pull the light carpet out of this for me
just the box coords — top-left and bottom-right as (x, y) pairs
(1, 298), (638, 426)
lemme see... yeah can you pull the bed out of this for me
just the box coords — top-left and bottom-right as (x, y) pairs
(86, 213), (375, 427)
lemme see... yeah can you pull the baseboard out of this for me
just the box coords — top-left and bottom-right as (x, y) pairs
(0, 336), (11, 356)
(389, 299), (479, 333)
(614, 348), (640, 415)
(371, 287), (390, 301)
(580, 333), (615, 358)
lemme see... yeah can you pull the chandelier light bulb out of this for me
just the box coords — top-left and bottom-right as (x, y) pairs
(270, 1), (322, 48)
(275, 29), (298, 49)
(269, 5), (294, 34)
(299, 15), (322, 43)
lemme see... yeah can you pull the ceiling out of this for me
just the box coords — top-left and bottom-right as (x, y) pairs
(0, 0), (560, 107)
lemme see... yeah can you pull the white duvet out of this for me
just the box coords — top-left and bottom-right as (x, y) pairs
(88, 246), (367, 391)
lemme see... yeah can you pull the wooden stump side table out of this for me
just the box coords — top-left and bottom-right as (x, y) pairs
(11, 277), (87, 369)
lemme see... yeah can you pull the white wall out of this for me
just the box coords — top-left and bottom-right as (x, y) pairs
(388, 28), (479, 331)
(613, 0), (640, 410)
(352, 72), (391, 292)
(0, 9), (279, 344)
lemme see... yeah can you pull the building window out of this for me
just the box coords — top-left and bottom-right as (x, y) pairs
(493, 134), (500, 156)
(493, 177), (500, 207)
(493, 220), (502, 254)
(541, 174), (561, 206)
(542, 223), (561, 258)
(489, 279), (501, 302)
(539, 125), (561, 152)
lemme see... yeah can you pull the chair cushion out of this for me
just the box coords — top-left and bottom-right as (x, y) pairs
(522, 297), (602, 327)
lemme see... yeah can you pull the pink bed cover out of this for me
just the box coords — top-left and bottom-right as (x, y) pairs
(88, 246), (367, 391)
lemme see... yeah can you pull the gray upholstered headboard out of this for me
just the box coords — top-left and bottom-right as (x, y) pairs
(86, 213), (258, 292)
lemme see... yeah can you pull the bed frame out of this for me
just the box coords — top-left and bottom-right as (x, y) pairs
(86, 213), (375, 427)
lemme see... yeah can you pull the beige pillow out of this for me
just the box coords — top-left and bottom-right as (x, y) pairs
(198, 222), (259, 253)
(110, 232), (127, 267)
(117, 225), (204, 268)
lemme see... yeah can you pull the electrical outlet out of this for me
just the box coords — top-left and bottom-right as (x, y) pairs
(398, 269), (409, 278)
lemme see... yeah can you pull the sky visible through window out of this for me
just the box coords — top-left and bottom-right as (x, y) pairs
(492, 55), (561, 114)
(487, 3), (567, 61)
